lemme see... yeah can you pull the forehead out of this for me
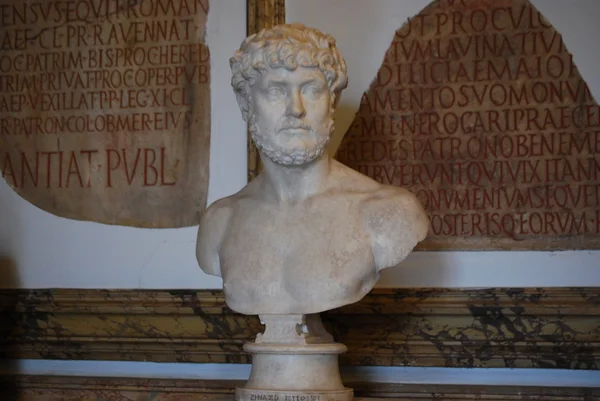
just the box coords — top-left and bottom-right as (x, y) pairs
(257, 66), (327, 86)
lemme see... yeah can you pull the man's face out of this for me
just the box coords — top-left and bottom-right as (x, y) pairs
(248, 66), (334, 166)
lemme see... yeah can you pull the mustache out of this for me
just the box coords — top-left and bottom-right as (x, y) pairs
(276, 119), (314, 133)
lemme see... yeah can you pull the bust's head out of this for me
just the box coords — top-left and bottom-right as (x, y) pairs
(230, 24), (348, 166)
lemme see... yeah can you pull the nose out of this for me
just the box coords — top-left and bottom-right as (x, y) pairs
(286, 89), (306, 118)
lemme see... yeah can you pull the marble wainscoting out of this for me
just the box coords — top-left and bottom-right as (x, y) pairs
(0, 374), (599, 401)
(0, 288), (598, 369)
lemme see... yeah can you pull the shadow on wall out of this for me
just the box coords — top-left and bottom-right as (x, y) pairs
(377, 252), (451, 288)
(328, 103), (359, 158)
(0, 256), (22, 399)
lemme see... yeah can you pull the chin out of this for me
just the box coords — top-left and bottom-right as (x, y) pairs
(250, 119), (333, 166)
(263, 146), (326, 166)
(253, 135), (329, 167)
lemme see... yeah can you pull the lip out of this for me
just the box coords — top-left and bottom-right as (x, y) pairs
(279, 128), (310, 136)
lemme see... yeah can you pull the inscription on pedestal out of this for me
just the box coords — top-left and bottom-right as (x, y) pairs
(249, 394), (323, 401)
(336, 0), (600, 249)
(237, 389), (353, 401)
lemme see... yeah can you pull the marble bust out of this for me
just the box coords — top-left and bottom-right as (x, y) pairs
(196, 23), (428, 316)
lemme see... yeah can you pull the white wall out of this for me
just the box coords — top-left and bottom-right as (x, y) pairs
(0, 0), (599, 289)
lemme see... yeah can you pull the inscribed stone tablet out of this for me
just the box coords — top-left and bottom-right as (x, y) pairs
(0, 0), (210, 228)
(336, 0), (600, 249)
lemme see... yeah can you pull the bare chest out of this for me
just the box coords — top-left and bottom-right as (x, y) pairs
(219, 201), (377, 314)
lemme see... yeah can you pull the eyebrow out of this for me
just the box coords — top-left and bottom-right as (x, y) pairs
(263, 77), (323, 87)
(299, 78), (323, 86)
(264, 79), (286, 86)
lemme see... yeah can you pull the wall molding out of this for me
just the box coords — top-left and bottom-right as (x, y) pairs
(1, 288), (599, 369)
(0, 375), (598, 400)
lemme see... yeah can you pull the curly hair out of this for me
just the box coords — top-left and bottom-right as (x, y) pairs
(230, 23), (348, 121)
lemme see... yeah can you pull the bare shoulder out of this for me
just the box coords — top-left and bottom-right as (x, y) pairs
(365, 185), (425, 211)
(360, 183), (429, 272)
(329, 160), (382, 193)
(330, 160), (425, 216)
(199, 196), (236, 229)
(196, 195), (237, 277)
(362, 184), (428, 231)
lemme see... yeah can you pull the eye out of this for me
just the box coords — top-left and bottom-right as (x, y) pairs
(266, 86), (284, 98)
(303, 85), (324, 97)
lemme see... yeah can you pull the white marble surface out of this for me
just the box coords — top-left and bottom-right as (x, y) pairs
(196, 24), (428, 315)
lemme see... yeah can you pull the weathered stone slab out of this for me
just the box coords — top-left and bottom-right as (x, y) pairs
(0, 0), (211, 228)
(336, 0), (600, 249)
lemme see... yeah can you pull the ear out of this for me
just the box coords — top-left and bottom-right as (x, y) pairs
(235, 91), (250, 122)
(330, 92), (340, 110)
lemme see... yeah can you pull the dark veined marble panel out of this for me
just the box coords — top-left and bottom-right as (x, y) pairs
(0, 288), (598, 369)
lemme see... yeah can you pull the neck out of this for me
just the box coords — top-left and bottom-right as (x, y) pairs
(260, 153), (332, 204)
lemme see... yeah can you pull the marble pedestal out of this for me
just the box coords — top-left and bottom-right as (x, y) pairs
(235, 315), (353, 401)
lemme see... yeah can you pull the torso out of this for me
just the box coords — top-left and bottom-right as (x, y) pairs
(219, 190), (378, 314)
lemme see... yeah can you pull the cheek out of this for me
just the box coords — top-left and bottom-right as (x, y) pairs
(256, 101), (285, 122)
(308, 106), (332, 123)
(253, 107), (276, 127)
(255, 116), (275, 131)
(310, 96), (332, 119)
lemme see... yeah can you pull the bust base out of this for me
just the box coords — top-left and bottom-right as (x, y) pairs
(235, 315), (353, 401)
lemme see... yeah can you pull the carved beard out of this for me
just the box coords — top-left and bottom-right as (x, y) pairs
(248, 113), (334, 166)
